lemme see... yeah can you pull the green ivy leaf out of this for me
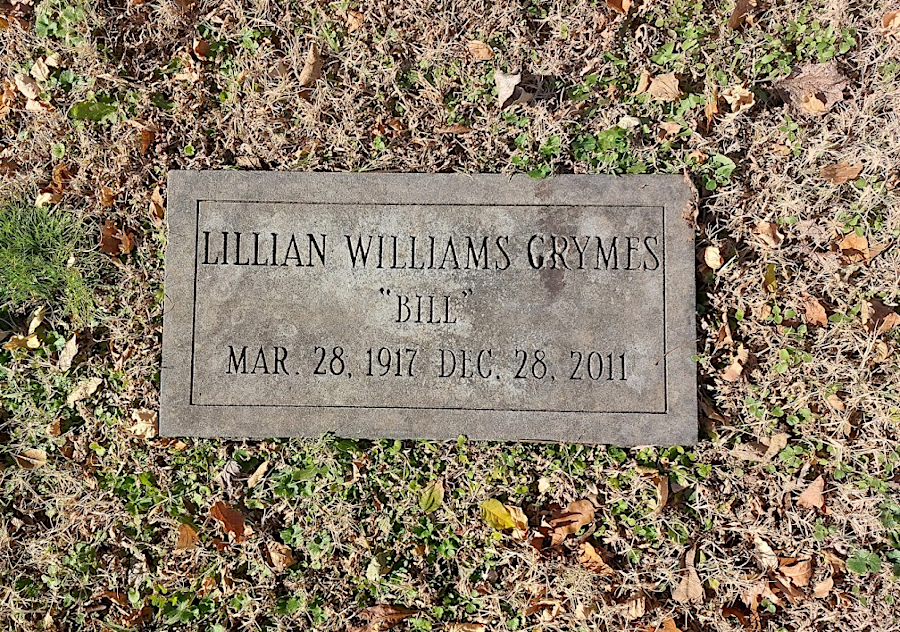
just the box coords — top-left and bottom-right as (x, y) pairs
(480, 498), (515, 530)
(68, 100), (117, 123)
(419, 479), (444, 513)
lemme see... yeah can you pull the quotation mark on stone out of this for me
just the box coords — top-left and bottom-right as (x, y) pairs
(379, 288), (391, 295)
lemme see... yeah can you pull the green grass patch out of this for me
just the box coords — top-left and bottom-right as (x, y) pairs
(0, 201), (97, 323)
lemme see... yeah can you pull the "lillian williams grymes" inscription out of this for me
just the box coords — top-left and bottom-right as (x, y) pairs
(161, 172), (697, 445)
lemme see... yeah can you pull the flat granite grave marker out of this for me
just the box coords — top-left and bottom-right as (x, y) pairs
(161, 172), (697, 445)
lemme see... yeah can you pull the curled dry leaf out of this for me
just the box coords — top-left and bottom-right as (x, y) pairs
(15, 448), (47, 469)
(821, 161), (862, 184)
(538, 477), (551, 494)
(624, 594), (646, 620)
(797, 475), (825, 510)
(149, 186), (165, 219)
(129, 409), (158, 439)
(100, 218), (135, 256)
(635, 69), (651, 94)
(247, 460), (270, 488)
(210, 501), (249, 542)
(30, 59), (50, 83)
(721, 85), (754, 114)
(703, 245), (723, 270)
(647, 73), (681, 101)
(436, 123), (473, 134)
(862, 299), (900, 333)
(346, 9), (365, 32)
(66, 377), (102, 405)
(779, 559), (812, 587)
(525, 598), (561, 622)
(776, 62), (847, 116)
(176, 523), (199, 550)
(3, 333), (40, 351)
(446, 624), (486, 632)
(721, 344), (748, 382)
(803, 296), (828, 327)
(753, 534), (779, 571)
(507, 504), (528, 533)
(577, 542), (615, 576)
(607, 0), (632, 14)
(755, 221), (783, 248)
(883, 11), (900, 36)
(727, 0), (756, 29)
(13, 73), (39, 100)
(494, 71), (521, 108)
(467, 40), (493, 61)
(763, 432), (789, 460)
(299, 44), (323, 88)
(99, 186), (116, 207)
(672, 566), (703, 603)
(266, 540), (296, 571)
(549, 499), (595, 545)
(838, 233), (870, 264)
(812, 575), (833, 598)
(357, 604), (418, 631)
(651, 473), (669, 514)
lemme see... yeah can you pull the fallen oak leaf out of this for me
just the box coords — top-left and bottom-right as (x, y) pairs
(821, 161), (862, 184)
(776, 62), (847, 117)
(356, 604), (418, 631)
(812, 575), (833, 598)
(779, 558), (812, 587)
(3, 333), (40, 351)
(210, 501), (249, 542)
(672, 548), (703, 603)
(803, 296), (828, 327)
(647, 73), (681, 101)
(100, 218), (135, 256)
(838, 233), (870, 264)
(299, 44), (323, 88)
(494, 70), (521, 108)
(549, 499), (595, 545)
(721, 344), (749, 382)
(129, 409), (158, 439)
(797, 475), (825, 510)
(577, 542), (615, 576)
(467, 40), (493, 61)
(266, 540), (296, 571)
(345, 9), (365, 32)
(175, 523), (199, 550)
(755, 221), (783, 248)
(14, 448), (47, 469)
(66, 377), (102, 405)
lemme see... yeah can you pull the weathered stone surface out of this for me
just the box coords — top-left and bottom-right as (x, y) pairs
(161, 172), (697, 445)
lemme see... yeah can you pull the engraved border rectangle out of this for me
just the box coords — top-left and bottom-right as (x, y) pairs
(187, 200), (667, 414)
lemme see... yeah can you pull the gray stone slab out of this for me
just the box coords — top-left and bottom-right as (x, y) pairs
(161, 171), (697, 445)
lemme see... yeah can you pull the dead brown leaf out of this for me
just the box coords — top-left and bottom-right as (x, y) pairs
(129, 409), (158, 439)
(548, 499), (595, 545)
(436, 123), (474, 135)
(66, 377), (102, 405)
(357, 604), (418, 631)
(467, 40), (493, 61)
(99, 186), (116, 207)
(3, 333), (40, 351)
(247, 460), (270, 488)
(776, 62), (847, 116)
(838, 233), (869, 264)
(13, 73), (39, 100)
(149, 186), (165, 219)
(299, 44), (323, 88)
(100, 218), (135, 256)
(140, 129), (156, 155)
(727, 0), (756, 29)
(651, 474), (669, 515)
(755, 221), (783, 247)
(862, 299), (900, 333)
(803, 296), (828, 327)
(722, 344), (749, 382)
(672, 548), (703, 603)
(346, 9), (365, 32)
(447, 624), (486, 632)
(812, 575), (833, 598)
(210, 501), (249, 542)
(635, 69), (651, 95)
(704, 245), (724, 270)
(525, 598), (561, 622)
(647, 73), (681, 101)
(266, 540), (296, 571)
(821, 161), (862, 184)
(624, 593), (646, 620)
(494, 71), (522, 108)
(14, 448), (47, 469)
(607, 0), (632, 14)
(577, 542), (615, 576)
(722, 85), (754, 114)
(779, 558), (812, 587)
(176, 523), (199, 550)
(797, 476), (825, 510)
(882, 10), (900, 36)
